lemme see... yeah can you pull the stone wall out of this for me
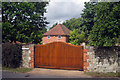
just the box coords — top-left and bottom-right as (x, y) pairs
(84, 46), (120, 73)
(21, 44), (35, 68)
(20, 43), (120, 73)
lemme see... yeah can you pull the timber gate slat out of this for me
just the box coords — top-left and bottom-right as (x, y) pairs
(34, 42), (83, 70)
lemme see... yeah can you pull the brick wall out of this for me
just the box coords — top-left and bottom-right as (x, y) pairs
(43, 35), (68, 44)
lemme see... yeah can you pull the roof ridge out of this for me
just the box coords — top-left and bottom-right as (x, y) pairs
(62, 24), (70, 34)
(43, 24), (70, 36)
(60, 24), (66, 35)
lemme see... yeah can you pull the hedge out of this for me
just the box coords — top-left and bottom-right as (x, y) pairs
(2, 42), (22, 68)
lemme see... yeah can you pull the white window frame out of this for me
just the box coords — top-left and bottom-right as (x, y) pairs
(58, 35), (62, 39)
(47, 35), (50, 39)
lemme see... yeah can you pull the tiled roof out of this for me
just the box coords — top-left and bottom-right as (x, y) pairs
(43, 24), (70, 36)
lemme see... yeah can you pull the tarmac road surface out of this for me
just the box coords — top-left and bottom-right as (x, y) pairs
(1, 68), (120, 80)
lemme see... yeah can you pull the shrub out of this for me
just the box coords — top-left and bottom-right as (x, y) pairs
(69, 29), (86, 45)
(2, 42), (22, 68)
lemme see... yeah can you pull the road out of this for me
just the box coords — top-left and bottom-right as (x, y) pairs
(2, 70), (69, 78)
(1, 68), (120, 80)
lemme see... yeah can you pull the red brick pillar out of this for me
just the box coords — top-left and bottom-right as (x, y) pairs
(83, 49), (89, 71)
(29, 44), (35, 68)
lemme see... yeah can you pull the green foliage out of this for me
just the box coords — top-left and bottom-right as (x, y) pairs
(63, 18), (82, 31)
(2, 42), (22, 68)
(69, 29), (85, 45)
(49, 18), (82, 31)
(49, 2), (120, 46)
(2, 2), (49, 44)
(81, 2), (120, 46)
(2, 67), (33, 73)
(88, 2), (120, 46)
(84, 72), (120, 77)
(81, 2), (96, 37)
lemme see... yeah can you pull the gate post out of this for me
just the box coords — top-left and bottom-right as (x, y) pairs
(22, 44), (35, 68)
(83, 46), (90, 72)
(29, 44), (35, 68)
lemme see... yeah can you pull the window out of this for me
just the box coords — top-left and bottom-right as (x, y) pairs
(58, 35), (62, 39)
(47, 35), (50, 39)
(44, 43), (47, 44)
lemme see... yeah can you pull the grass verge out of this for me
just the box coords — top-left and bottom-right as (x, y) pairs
(84, 72), (120, 77)
(2, 67), (33, 73)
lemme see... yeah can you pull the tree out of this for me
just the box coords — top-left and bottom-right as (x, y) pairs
(49, 18), (82, 31)
(81, 2), (96, 39)
(69, 29), (85, 45)
(63, 18), (82, 31)
(2, 2), (49, 44)
(88, 2), (120, 46)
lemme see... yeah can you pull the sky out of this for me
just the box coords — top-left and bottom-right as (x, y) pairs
(45, 0), (90, 30)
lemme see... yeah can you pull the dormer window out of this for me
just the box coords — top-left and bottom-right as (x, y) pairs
(47, 35), (50, 39)
(58, 35), (62, 39)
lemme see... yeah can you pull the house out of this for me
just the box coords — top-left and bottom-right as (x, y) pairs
(43, 24), (70, 44)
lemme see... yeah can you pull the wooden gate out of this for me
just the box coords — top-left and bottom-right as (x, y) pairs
(34, 42), (83, 70)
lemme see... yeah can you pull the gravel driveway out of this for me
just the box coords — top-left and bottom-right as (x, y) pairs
(26, 68), (92, 78)
(2, 68), (92, 78)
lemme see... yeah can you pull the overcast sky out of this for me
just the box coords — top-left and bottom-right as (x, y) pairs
(45, 0), (90, 30)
